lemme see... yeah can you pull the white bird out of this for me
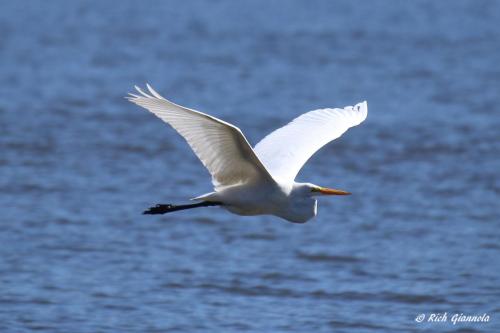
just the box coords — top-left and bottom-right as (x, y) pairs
(127, 84), (367, 223)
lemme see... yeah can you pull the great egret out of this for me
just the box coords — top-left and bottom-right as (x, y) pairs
(127, 85), (367, 223)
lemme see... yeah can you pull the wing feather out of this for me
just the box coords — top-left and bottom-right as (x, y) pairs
(253, 101), (368, 183)
(127, 85), (275, 189)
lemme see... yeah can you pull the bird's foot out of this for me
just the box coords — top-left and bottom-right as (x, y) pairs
(143, 204), (175, 215)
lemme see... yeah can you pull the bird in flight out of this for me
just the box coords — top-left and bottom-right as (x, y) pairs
(127, 85), (367, 223)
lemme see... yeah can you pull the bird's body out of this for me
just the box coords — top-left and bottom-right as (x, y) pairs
(195, 182), (317, 223)
(128, 85), (367, 223)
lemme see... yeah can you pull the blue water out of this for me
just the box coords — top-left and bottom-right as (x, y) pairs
(1, 1), (499, 332)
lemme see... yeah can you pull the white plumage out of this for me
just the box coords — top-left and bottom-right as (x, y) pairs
(254, 103), (367, 183)
(128, 84), (367, 223)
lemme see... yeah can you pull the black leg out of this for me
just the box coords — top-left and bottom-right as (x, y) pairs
(143, 202), (221, 215)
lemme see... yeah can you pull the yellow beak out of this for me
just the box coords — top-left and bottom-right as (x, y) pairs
(313, 186), (351, 195)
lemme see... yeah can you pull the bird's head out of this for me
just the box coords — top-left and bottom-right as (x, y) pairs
(295, 182), (351, 197)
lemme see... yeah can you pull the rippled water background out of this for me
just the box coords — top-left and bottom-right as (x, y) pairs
(1, 1), (499, 332)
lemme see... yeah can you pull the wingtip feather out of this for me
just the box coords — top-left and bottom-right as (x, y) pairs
(146, 83), (165, 100)
(135, 85), (152, 98)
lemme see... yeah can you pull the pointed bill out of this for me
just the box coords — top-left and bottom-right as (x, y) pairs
(313, 186), (351, 195)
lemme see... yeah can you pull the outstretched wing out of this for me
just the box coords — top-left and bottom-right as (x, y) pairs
(127, 84), (275, 189)
(253, 101), (368, 183)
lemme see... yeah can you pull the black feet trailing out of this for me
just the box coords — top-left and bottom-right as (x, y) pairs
(143, 202), (222, 215)
(143, 204), (177, 214)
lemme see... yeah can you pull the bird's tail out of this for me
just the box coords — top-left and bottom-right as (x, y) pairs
(143, 201), (221, 215)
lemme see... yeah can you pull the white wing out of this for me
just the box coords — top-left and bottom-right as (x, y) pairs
(127, 84), (275, 189)
(254, 101), (368, 183)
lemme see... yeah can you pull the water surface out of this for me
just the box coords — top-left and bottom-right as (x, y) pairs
(1, 1), (499, 332)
